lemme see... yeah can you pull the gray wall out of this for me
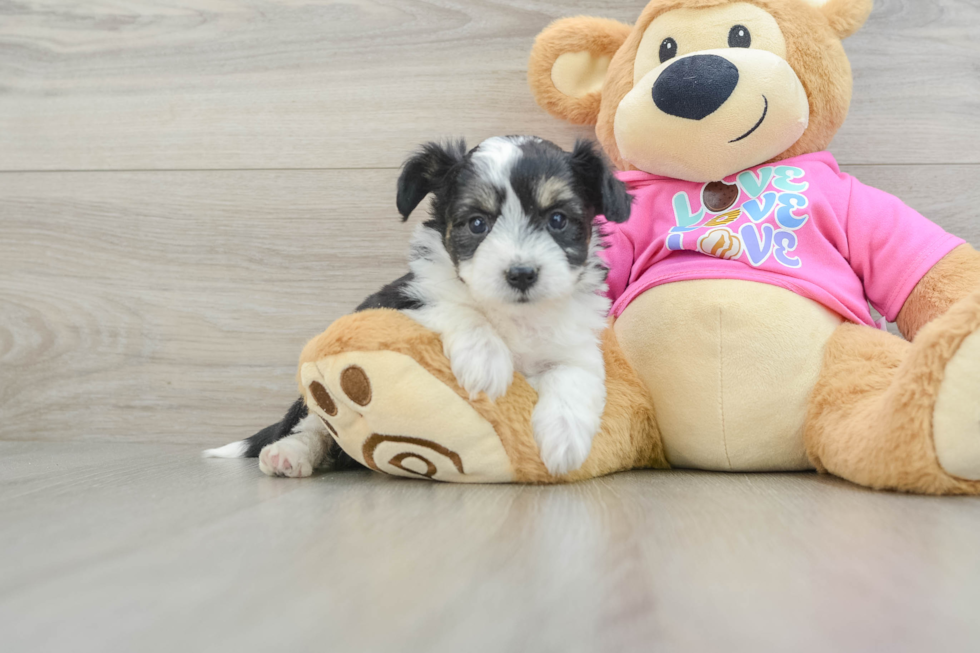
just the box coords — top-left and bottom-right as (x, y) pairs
(2, 0), (978, 445)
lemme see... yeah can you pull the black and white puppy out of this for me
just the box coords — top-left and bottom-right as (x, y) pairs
(205, 136), (632, 476)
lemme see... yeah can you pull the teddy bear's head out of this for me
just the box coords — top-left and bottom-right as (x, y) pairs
(529, 0), (873, 182)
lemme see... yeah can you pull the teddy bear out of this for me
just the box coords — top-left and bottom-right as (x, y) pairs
(292, 0), (980, 493)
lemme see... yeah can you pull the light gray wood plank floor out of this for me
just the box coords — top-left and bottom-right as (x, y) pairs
(3, 1), (980, 650)
(3, 441), (980, 653)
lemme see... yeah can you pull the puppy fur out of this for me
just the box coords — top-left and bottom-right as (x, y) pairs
(205, 136), (631, 477)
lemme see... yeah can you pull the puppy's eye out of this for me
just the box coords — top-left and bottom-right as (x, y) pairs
(468, 216), (489, 235)
(548, 212), (568, 231)
(659, 37), (678, 64)
(728, 25), (751, 48)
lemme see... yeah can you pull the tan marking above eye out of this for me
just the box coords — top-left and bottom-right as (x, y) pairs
(535, 177), (575, 209)
(634, 3), (787, 85)
(469, 185), (501, 214)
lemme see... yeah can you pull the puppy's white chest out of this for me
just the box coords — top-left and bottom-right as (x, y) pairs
(488, 314), (561, 376)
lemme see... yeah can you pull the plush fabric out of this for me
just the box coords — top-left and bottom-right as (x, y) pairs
(614, 279), (840, 471)
(527, 17), (632, 126)
(530, 0), (865, 177)
(934, 329), (980, 481)
(806, 288), (980, 495)
(298, 310), (668, 483)
(897, 244), (980, 340)
(294, 0), (980, 493)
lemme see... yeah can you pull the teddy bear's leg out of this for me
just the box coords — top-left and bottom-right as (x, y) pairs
(292, 309), (665, 484)
(805, 289), (980, 494)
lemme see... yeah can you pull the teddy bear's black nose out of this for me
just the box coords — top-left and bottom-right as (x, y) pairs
(652, 54), (740, 121)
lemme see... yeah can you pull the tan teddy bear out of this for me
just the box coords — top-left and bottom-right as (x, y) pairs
(286, 0), (980, 493)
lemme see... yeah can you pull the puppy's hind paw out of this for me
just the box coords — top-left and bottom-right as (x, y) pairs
(258, 440), (315, 478)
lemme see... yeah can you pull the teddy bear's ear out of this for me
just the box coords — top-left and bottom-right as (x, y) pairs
(809, 0), (874, 39)
(528, 17), (632, 126)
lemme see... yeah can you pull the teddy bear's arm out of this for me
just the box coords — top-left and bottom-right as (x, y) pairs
(897, 244), (980, 340)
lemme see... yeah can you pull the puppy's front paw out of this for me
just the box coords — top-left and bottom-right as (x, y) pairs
(445, 332), (514, 401)
(258, 440), (315, 478)
(532, 395), (601, 476)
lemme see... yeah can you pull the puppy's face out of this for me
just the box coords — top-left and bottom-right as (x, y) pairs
(397, 136), (631, 305)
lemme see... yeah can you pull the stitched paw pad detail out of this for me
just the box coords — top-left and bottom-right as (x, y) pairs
(300, 351), (515, 483)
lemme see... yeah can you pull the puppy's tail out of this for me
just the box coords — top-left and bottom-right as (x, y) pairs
(201, 438), (251, 459)
(202, 397), (307, 459)
(201, 425), (275, 459)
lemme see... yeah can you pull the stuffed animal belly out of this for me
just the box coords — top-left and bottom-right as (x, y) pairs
(615, 279), (841, 471)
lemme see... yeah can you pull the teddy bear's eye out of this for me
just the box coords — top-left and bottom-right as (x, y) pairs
(659, 37), (678, 64)
(728, 25), (751, 48)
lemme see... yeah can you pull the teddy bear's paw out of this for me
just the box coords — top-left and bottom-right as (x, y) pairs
(258, 439), (315, 478)
(443, 330), (514, 401)
(299, 350), (516, 483)
(531, 394), (599, 476)
(933, 328), (980, 480)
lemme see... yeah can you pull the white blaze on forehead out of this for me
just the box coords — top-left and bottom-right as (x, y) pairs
(471, 136), (525, 188)
(470, 135), (549, 197)
(471, 136), (531, 250)
(471, 135), (544, 187)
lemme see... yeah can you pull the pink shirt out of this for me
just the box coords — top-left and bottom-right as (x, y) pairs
(601, 151), (964, 327)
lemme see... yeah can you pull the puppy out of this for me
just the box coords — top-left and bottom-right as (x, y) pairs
(204, 136), (632, 477)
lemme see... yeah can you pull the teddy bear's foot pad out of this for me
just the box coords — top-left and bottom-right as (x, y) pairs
(934, 329), (980, 480)
(300, 350), (515, 483)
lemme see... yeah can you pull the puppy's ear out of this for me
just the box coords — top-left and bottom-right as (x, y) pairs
(528, 17), (632, 126)
(569, 140), (632, 223)
(396, 140), (466, 220)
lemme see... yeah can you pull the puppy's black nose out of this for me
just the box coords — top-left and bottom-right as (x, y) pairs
(506, 266), (538, 292)
(652, 54), (740, 121)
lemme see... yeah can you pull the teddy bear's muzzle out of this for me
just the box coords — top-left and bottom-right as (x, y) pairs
(614, 48), (810, 183)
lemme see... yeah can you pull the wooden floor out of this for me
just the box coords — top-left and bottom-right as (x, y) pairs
(2, 1), (980, 650)
(3, 441), (980, 652)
